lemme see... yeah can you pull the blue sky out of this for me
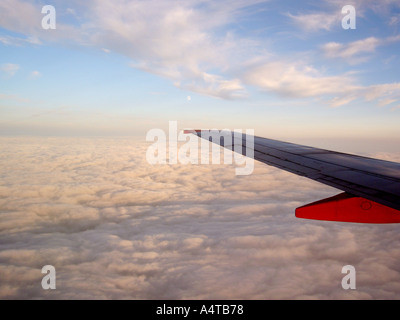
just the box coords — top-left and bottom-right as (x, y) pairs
(1, 0), (400, 151)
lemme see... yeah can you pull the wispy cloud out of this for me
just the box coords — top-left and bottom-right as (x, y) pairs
(389, 14), (400, 26)
(0, 93), (30, 103)
(287, 12), (340, 32)
(287, 0), (400, 33)
(322, 36), (400, 64)
(243, 59), (400, 108)
(363, 83), (400, 103)
(1, 63), (20, 77)
(243, 60), (360, 101)
(322, 37), (380, 64)
(0, 35), (41, 46)
(85, 0), (264, 99)
(28, 70), (42, 79)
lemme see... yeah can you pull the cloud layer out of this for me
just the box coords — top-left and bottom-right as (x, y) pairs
(1, 137), (400, 299)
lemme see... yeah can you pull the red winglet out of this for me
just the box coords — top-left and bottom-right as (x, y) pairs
(295, 192), (400, 223)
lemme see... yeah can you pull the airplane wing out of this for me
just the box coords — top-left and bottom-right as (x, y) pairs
(184, 129), (400, 223)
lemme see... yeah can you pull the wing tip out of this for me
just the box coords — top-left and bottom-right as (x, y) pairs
(296, 192), (400, 224)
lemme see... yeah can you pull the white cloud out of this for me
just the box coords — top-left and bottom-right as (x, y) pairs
(243, 61), (359, 100)
(363, 83), (400, 103)
(66, 8), (77, 17)
(85, 0), (259, 99)
(287, 12), (340, 32)
(287, 0), (400, 33)
(0, 0), (41, 34)
(1, 63), (20, 77)
(322, 36), (400, 64)
(389, 14), (400, 26)
(0, 137), (400, 299)
(29, 71), (42, 79)
(0, 35), (41, 46)
(322, 37), (381, 64)
(243, 60), (400, 107)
